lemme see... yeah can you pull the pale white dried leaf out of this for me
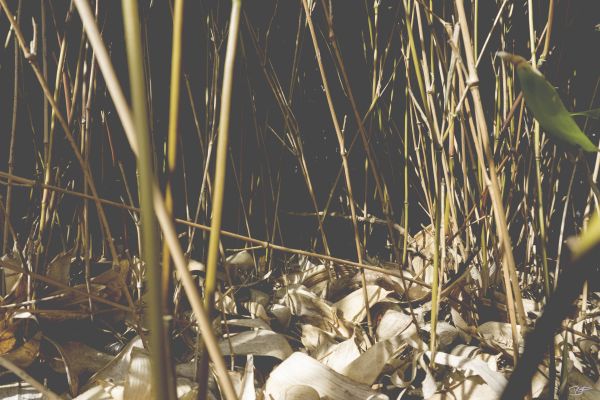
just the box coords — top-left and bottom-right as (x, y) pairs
(339, 332), (408, 385)
(175, 377), (198, 399)
(88, 336), (144, 387)
(123, 348), (151, 399)
(225, 250), (255, 270)
(450, 344), (480, 358)
(334, 285), (391, 323)
(225, 318), (271, 331)
(281, 285), (335, 319)
(301, 325), (338, 359)
(426, 375), (498, 400)
(240, 355), (256, 400)
(530, 366), (549, 398)
(426, 322), (459, 350)
(419, 354), (439, 398)
(215, 292), (238, 315)
(0, 382), (44, 399)
(284, 385), (320, 400)
(219, 329), (292, 360)
(426, 350), (507, 394)
(187, 259), (206, 273)
(477, 321), (523, 353)
(242, 301), (269, 322)
(376, 309), (413, 341)
(281, 285), (351, 337)
(320, 336), (361, 371)
(264, 352), (388, 400)
(76, 381), (124, 400)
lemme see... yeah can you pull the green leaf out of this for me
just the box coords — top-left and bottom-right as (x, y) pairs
(498, 52), (599, 152)
(571, 108), (600, 119)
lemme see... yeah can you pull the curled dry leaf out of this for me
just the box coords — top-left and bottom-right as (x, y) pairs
(225, 250), (255, 270)
(320, 335), (362, 371)
(87, 336), (144, 389)
(243, 301), (270, 322)
(46, 251), (74, 287)
(123, 348), (151, 399)
(264, 352), (388, 400)
(301, 324), (338, 359)
(48, 341), (113, 393)
(426, 375), (499, 400)
(426, 350), (508, 394)
(269, 304), (291, 328)
(338, 332), (409, 385)
(426, 322), (459, 351)
(3, 330), (42, 369)
(225, 250), (256, 284)
(0, 318), (17, 355)
(216, 292), (238, 315)
(241, 289), (271, 321)
(0, 253), (24, 300)
(285, 259), (329, 295)
(334, 285), (392, 324)
(280, 285), (351, 337)
(376, 309), (413, 341)
(219, 329), (293, 360)
(351, 267), (412, 295)
(285, 385), (320, 400)
(477, 321), (523, 353)
(225, 318), (271, 331)
(45, 336), (80, 396)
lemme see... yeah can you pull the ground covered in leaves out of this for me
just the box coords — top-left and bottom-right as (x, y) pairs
(0, 227), (598, 399)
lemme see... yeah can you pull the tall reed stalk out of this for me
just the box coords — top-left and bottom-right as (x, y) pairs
(121, 1), (176, 398)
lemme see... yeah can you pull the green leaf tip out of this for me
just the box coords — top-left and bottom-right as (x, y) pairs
(499, 51), (599, 153)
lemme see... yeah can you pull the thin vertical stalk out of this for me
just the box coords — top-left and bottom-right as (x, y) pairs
(540, 0), (555, 65)
(528, 1), (555, 395)
(162, 0), (185, 310)
(81, 35), (91, 319)
(42, 0), (49, 193)
(203, 0), (242, 327)
(474, 0), (479, 58)
(121, 1), (176, 399)
(3, 0), (21, 255)
(402, 87), (409, 266)
(430, 180), (443, 364)
(200, 1), (242, 398)
(40, 37), (68, 241)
